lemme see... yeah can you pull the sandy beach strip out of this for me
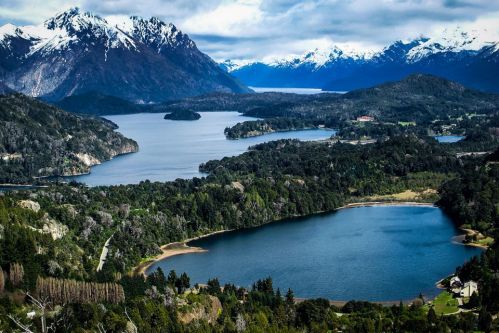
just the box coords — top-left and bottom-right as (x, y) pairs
(134, 229), (230, 276)
(452, 228), (489, 250)
(336, 201), (436, 210)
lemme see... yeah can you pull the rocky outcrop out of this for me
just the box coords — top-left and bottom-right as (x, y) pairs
(18, 200), (41, 212)
(178, 295), (221, 324)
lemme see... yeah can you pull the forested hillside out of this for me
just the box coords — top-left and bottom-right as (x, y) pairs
(0, 136), (497, 331)
(0, 93), (138, 183)
(165, 75), (499, 139)
(0, 136), (476, 280)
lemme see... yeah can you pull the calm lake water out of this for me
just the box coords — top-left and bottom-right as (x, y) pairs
(148, 206), (481, 301)
(70, 112), (335, 186)
(434, 135), (465, 143)
(250, 87), (347, 94)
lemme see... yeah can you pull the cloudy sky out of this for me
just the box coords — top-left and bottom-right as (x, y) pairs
(1, 0), (499, 61)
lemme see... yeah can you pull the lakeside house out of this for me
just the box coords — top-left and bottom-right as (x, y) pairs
(459, 281), (478, 297)
(450, 276), (463, 294)
(357, 115), (374, 122)
(450, 276), (462, 287)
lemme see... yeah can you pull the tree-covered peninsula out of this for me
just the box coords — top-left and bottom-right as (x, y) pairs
(0, 93), (138, 183)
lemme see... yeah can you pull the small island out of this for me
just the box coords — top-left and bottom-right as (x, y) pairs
(164, 110), (201, 121)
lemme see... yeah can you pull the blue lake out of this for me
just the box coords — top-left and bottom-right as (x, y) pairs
(70, 112), (335, 186)
(250, 87), (347, 94)
(147, 206), (481, 301)
(434, 135), (465, 143)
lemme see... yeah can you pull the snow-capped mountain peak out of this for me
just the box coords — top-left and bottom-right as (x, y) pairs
(0, 23), (21, 39)
(44, 7), (106, 32)
(0, 23), (42, 45)
(220, 59), (254, 72)
(406, 26), (498, 62)
(264, 44), (376, 70)
(107, 14), (196, 53)
(128, 16), (195, 51)
(0, 7), (198, 57)
(39, 7), (137, 53)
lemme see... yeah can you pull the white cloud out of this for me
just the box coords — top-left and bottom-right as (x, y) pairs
(1, 0), (498, 61)
(183, 0), (263, 36)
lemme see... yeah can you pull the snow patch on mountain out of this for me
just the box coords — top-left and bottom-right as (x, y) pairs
(220, 59), (254, 71)
(0, 24), (39, 49)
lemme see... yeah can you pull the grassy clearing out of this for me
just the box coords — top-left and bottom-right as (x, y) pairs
(474, 237), (494, 247)
(367, 189), (437, 202)
(398, 121), (416, 126)
(432, 291), (459, 315)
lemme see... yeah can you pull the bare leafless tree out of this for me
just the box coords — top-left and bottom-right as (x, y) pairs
(7, 314), (34, 333)
(97, 322), (107, 333)
(124, 307), (138, 333)
(26, 293), (53, 333)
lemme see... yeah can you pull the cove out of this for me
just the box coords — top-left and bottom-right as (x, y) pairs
(69, 112), (335, 186)
(147, 205), (482, 301)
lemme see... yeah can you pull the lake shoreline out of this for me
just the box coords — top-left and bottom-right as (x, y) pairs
(133, 229), (231, 276)
(133, 201), (438, 277)
(455, 228), (490, 250)
(134, 201), (479, 303)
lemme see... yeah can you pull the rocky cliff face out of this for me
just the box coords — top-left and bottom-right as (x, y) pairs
(0, 92), (138, 182)
(0, 8), (250, 103)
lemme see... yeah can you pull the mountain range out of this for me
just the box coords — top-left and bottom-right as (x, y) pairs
(222, 27), (499, 93)
(0, 8), (250, 103)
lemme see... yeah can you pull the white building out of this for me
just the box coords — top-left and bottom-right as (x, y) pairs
(450, 276), (462, 287)
(460, 281), (478, 297)
(356, 115), (374, 122)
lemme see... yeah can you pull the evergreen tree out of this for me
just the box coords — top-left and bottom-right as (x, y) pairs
(176, 272), (190, 294)
(478, 308), (492, 332)
(467, 292), (481, 309)
(427, 307), (437, 324)
(167, 270), (177, 289)
(286, 288), (294, 305)
(0, 269), (4, 294)
(148, 268), (167, 293)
